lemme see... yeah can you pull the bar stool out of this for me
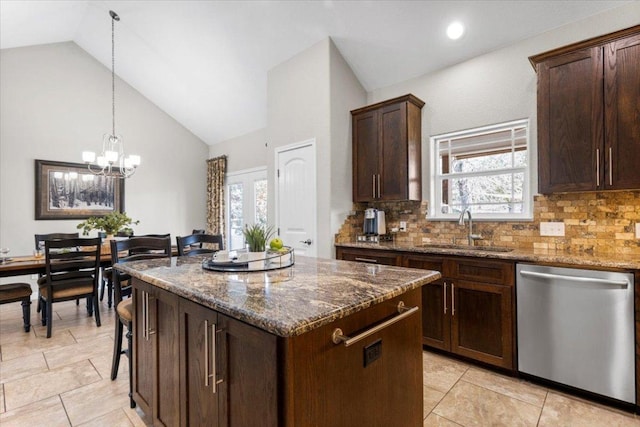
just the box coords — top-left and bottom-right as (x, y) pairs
(0, 283), (33, 332)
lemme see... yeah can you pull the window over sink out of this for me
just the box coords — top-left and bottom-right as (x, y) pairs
(429, 119), (531, 220)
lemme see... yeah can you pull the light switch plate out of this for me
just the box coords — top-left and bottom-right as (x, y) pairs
(540, 222), (565, 237)
(636, 223), (640, 239)
(399, 221), (407, 232)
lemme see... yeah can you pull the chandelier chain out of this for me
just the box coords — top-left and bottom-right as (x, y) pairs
(111, 15), (116, 137)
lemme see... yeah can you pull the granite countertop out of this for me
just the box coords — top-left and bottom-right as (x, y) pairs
(336, 242), (639, 270)
(114, 255), (441, 337)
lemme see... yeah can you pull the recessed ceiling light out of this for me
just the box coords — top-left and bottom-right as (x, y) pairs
(446, 21), (465, 40)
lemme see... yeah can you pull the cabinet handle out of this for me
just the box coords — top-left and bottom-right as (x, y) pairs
(377, 174), (381, 198)
(145, 292), (156, 338)
(354, 257), (378, 263)
(331, 301), (419, 347)
(451, 283), (455, 316)
(372, 175), (376, 198)
(609, 147), (612, 186)
(443, 282), (447, 314)
(204, 320), (223, 393)
(596, 148), (600, 187)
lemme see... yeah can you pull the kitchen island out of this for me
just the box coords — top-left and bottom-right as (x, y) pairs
(114, 255), (441, 427)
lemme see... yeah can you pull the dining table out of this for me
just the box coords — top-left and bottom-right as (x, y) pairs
(0, 253), (114, 278)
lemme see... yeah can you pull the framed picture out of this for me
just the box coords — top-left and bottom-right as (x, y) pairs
(35, 159), (125, 220)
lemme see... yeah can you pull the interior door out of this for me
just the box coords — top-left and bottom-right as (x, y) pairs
(226, 168), (268, 251)
(276, 140), (317, 257)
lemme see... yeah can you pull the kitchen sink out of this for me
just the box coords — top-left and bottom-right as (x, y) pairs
(418, 243), (514, 253)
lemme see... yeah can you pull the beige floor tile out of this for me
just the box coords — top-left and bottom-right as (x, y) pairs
(123, 406), (153, 426)
(0, 395), (70, 427)
(462, 367), (547, 407)
(32, 313), (99, 339)
(92, 351), (129, 380)
(76, 407), (135, 427)
(1, 383), (5, 413)
(423, 351), (469, 394)
(44, 335), (113, 369)
(424, 413), (463, 427)
(3, 359), (100, 410)
(0, 352), (47, 384)
(433, 380), (542, 427)
(0, 329), (76, 361)
(424, 385), (446, 419)
(538, 392), (640, 427)
(0, 327), (35, 349)
(61, 375), (131, 425)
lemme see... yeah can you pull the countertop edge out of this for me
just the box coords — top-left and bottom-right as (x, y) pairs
(335, 243), (639, 270)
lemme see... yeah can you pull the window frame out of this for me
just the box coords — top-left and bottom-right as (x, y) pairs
(225, 166), (268, 251)
(429, 119), (532, 221)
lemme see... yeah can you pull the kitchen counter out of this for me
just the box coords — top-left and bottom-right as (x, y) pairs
(114, 254), (441, 337)
(336, 242), (639, 270)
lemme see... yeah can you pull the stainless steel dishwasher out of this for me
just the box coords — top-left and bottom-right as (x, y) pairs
(516, 263), (635, 404)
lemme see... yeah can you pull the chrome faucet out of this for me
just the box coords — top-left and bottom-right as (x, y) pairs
(458, 208), (483, 246)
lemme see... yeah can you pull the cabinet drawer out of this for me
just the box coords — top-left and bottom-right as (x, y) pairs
(402, 254), (444, 272)
(449, 258), (514, 286)
(336, 248), (400, 266)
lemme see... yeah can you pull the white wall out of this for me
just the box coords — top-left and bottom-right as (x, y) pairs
(368, 2), (640, 199)
(210, 38), (366, 259)
(0, 42), (209, 261)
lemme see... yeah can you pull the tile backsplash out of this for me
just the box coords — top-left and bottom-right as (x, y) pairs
(335, 191), (640, 256)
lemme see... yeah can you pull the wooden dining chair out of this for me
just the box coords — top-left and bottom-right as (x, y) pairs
(110, 236), (172, 408)
(176, 233), (223, 256)
(0, 283), (32, 332)
(39, 237), (102, 338)
(34, 233), (82, 310)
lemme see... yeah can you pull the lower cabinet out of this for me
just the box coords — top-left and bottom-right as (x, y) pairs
(133, 278), (278, 426)
(336, 248), (516, 370)
(406, 255), (515, 370)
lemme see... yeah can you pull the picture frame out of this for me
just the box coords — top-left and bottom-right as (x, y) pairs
(35, 159), (125, 220)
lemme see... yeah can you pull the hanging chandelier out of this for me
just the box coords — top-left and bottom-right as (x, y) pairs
(82, 10), (140, 178)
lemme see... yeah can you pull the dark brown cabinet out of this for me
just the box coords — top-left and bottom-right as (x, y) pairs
(133, 276), (423, 426)
(132, 279), (181, 426)
(532, 26), (640, 193)
(336, 247), (516, 370)
(407, 255), (515, 370)
(351, 94), (424, 202)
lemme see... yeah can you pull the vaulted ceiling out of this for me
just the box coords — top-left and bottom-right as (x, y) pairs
(0, 1), (629, 145)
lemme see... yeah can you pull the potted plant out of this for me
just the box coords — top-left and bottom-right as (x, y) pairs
(242, 223), (273, 269)
(77, 211), (139, 238)
(243, 223), (274, 252)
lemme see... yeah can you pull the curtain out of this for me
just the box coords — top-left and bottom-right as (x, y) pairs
(206, 155), (227, 241)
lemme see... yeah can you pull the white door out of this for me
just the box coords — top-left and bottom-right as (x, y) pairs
(226, 167), (268, 251)
(276, 140), (317, 257)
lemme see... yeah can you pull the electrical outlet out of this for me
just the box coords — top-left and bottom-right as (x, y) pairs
(540, 222), (565, 237)
(399, 221), (407, 232)
(636, 223), (640, 239)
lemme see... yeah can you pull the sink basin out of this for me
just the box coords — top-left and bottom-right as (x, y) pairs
(419, 243), (513, 253)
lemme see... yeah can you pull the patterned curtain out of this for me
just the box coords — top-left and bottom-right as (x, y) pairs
(206, 155), (227, 241)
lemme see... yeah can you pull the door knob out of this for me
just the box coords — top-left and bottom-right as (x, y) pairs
(300, 239), (312, 246)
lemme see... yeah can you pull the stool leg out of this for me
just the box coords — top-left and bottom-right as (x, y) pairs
(21, 298), (31, 333)
(126, 323), (136, 408)
(40, 297), (47, 326)
(111, 317), (124, 380)
(107, 278), (113, 309)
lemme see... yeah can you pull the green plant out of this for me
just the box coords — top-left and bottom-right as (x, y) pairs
(77, 211), (139, 236)
(243, 223), (274, 252)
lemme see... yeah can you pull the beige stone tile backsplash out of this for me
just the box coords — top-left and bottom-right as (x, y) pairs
(335, 191), (640, 256)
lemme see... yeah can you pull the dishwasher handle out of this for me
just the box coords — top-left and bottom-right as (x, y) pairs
(519, 270), (629, 287)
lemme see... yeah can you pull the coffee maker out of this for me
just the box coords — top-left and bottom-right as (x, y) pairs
(363, 208), (386, 236)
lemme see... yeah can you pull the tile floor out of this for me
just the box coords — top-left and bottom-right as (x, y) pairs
(1, 298), (639, 426)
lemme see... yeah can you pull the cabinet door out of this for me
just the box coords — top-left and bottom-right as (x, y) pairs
(132, 280), (181, 426)
(352, 110), (379, 202)
(402, 254), (449, 350)
(537, 47), (603, 193)
(336, 247), (400, 266)
(450, 280), (514, 369)
(132, 284), (154, 417)
(217, 313), (278, 427)
(180, 300), (220, 427)
(604, 34), (640, 190)
(379, 101), (408, 200)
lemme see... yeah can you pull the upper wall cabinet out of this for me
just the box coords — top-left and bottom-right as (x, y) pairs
(531, 26), (640, 194)
(351, 94), (425, 202)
